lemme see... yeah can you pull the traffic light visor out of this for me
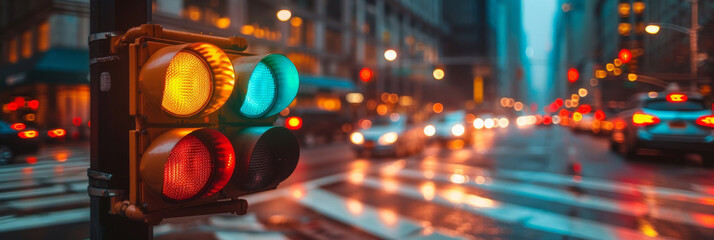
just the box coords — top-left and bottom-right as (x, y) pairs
(233, 54), (299, 118)
(140, 128), (235, 201)
(232, 127), (299, 190)
(140, 43), (235, 118)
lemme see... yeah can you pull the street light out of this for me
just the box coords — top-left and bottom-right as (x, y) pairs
(433, 68), (444, 80)
(645, 24), (660, 34)
(277, 9), (292, 21)
(384, 49), (397, 61)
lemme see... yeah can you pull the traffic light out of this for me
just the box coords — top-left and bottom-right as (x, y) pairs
(359, 67), (373, 82)
(567, 68), (579, 83)
(118, 24), (300, 223)
(618, 49), (632, 63)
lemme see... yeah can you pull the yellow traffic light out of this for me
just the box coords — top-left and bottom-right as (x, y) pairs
(139, 43), (235, 117)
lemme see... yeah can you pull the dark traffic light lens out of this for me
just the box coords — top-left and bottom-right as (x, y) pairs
(244, 139), (278, 189)
(233, 127), (300, 191)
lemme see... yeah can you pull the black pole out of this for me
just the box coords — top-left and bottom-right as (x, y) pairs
(89, 0), (149, 239)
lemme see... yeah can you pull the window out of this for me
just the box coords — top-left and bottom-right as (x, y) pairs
(8, 38), (17, 63)
(38, 21), (49, 52)
(325, 27), (342, 54)
(22, 30), (32, 59)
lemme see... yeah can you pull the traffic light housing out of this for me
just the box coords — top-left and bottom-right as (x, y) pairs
(116, 24), (300, 224)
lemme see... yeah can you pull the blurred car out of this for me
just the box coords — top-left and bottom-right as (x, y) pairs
(609, 92), (714, 163)
(278, 108), (351, 145)
(349, 114), (424, 157)
(0, 120), (41, 165)
(427, 111), (471, 143)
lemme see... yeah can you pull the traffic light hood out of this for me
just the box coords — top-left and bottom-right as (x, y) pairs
(232, 54), (299, 118)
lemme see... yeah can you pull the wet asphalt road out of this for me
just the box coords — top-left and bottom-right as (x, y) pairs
(1, 125), (714, 239)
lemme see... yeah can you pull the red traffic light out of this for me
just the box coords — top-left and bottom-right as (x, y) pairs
(359, 68), (373, 82)
(285, 116), (303, 130)
(619, 49), (632, 63)
(567, 68), (579, 83)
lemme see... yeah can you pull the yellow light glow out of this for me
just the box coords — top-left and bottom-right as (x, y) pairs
(277, 9), (292, 21)
(628, 73), (637, 81)
(241, 25), (255, 35)
(648, 91), (658, 98)
(514, 102), (523, 111)
(346, 93), (364, 104)
(573, 112), (583, 122)
(290, 17), (303, 27)
(618, 3), (631, 17)
(613, 68), (622, 76)
(571, 94), (580, 101)
(420, 182), (436, 201)
(433, 68), (445, 80)
(432, 103), (443, 113)
(596, 70), (607, 79)
(215, 17), (231, 29)
(578, 88), (588, 97)
(614, 59), (622, 66)
(450, 173), (467, 184)
(606, 63), (615, 71)
(618, 23), (632, 36)
(384, 49), (397, 61)
(633, 2), (646, 14)
(376, 104), (388, 115)
(645, 25), (660, 34)
(398, 96), (413, 106)
(350, 132), (364, 145)
(498, 118), (510, 128)
(163, 51), (212, 116)
(346, 198), (364, 215)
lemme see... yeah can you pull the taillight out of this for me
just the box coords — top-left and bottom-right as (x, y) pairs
(10, 123), (26, 130)
(18, 130), (38, 139)
(666, 93), (687, 103)
(696, 116), (714, 128)
(632, 113), (660, 126)
(285, 116), (302, 130)
(48, 128), (67, 138)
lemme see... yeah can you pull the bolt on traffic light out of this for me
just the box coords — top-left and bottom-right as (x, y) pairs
(113, 24), (300, 224)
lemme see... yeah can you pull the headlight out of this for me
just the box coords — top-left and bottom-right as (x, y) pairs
(423, 125), (436, 137)
(350, 132), (364, 145)
(378, 132), (398, 145)
(473, 118), (484, 129)
(498, 118), (509, 128)
(484, 119), (495, 129)
(451, 124), (465, 136)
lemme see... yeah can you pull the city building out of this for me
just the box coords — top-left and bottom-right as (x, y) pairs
(0, 0), (90, 136)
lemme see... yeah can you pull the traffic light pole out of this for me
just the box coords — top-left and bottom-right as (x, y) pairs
(89, 0), (150, 239)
